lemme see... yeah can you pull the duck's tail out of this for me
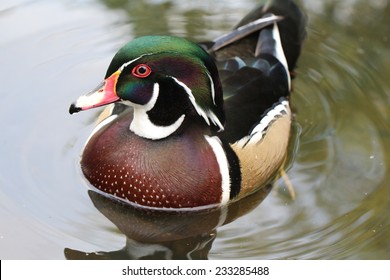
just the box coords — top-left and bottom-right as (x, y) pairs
(209, 0), (307, 74)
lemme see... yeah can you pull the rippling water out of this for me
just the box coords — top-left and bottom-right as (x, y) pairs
(1, 0), (390, 259)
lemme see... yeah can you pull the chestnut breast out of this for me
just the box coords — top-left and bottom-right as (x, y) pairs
(81, 111), (223, 209)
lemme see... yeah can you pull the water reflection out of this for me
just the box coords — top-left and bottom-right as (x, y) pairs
(97, 0), (241, 41)
(65, 187), (271, 259)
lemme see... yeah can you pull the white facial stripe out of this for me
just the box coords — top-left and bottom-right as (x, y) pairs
(129, 83), (185, 140)
(236, 100), (289, 147)
(207, 110), (224, 132)
(171, 77), (209, 123)
(207, 72), (216, 105)
(119, 57), (142, 72)
(204, 135), (231, 205)
(171, 77), (224, 131)
(118, 54), (151, 71)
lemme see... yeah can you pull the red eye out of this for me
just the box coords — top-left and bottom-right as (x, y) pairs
(132, 64), (152, 78)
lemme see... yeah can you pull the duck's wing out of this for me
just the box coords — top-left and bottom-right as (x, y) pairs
(203, 0), (307, 143)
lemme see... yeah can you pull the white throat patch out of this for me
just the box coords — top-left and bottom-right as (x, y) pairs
(129, 83), (185, 140)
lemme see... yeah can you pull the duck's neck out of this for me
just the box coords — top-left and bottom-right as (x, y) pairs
(130, 106), (185, 140)
(128, 81), (193, 140)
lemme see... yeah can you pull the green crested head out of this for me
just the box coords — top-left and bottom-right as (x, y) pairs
(69, 35), (225, 138)
(106, 36), (212, 77)
(105, 35), (225, 132)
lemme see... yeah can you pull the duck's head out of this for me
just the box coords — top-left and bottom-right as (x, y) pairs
(70, 36), (224, 139)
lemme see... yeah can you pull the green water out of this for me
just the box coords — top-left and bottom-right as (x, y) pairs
(1, 0), (390, 259)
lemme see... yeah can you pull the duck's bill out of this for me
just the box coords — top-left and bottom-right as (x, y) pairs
(69, 71), (120, 114)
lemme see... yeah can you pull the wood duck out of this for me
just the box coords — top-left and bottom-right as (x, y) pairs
(69, 0), (306, 210)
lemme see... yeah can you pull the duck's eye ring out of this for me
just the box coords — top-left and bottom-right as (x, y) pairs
(132, 64), (152, 78)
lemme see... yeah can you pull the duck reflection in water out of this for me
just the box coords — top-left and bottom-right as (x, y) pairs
(65, 185), (271, 260)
